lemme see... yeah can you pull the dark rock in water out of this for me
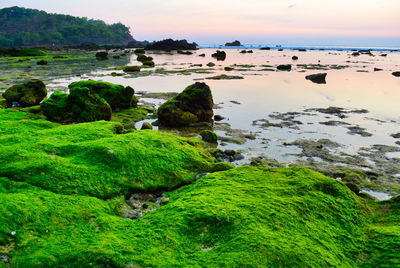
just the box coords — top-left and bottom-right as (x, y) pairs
(141, 122), (153, 130)
(277, 64), (292, 71)
(292, 56), (298, 60)
(95, 51), (108, 60)
(214, 115), (225, 121)
(224, 67), (234, 71)
(260, 47), (271, 50)
(68, 80), (138, 110)
(136, 54), (153, 63)
(157, 82), (214, 127)
(392, 72), (400, 77)
(212, 50), (226, 61)
(198, 53), (206, 57)
(134, 48), (145, 54)
(42, 86), (112, 123)
(200, 130), (218, 143)
(247, 50), (253, 53)
(37, 60), (48, 65)
(177, 50), (193, 55)
(305, 73), (327, 84)
(209, 148), (243, 162)
(2, 79), (47, 107)
(207, 62), (215, 67)
(145, 39), (197, 51)
(240, 50), (247, 53)
(225, 40), (241, 46)
(390, 133), (400, 139)
(380, 54), (387, 57)
(352, 52), (360, 56)
(278, 49), (283, 51)
(374, 68), (383, 72)
(123, 66), (141, 72)
(298, 49), (307, 52)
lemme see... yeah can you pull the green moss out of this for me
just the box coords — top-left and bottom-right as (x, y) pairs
(142, 60), (155, 67)
(0, 48), (46, 57)
(68, 80), (138, 110)
(1, 166), (397, 266)
(0, 109), (215, 199)
(111, 107), (149, 130)
(40, 91), (70, 122)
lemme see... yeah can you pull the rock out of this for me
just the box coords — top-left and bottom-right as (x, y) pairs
(240, 50), (247, 54)
(145, 39), (197, 51)
(177, 50), (193, 55)
(195, 173), (210, 180)
(214, 115), (225, 121)
(298, 49), (307, 52)
(2, 79), (47, 107)
(225, 40), (241, 46)
(224, 67), (234, 71)
(157, 82), (214, 127)
(134, 48), (145, 54)
(141, 122), (153, 130)
(352, 52), (360, 56)
(199, 53), (206, 57)
(212, 50), (226, 61)
(160, 197), (169, 205)
(137, 54), (153, 63)
(200, 130), (218, 143)
(260, 47), (271, 50)
(292, 56), (298, 60)
(37, 60), (48, 65)
(68, 80), (138, 110)
(277, 64), (292, 71)
(206, 62), (215, 67)
(123, 66), (141, 72)
(142, 203), (149, 209)
(95, 51), (108, 60)
(374, 68), (383, 71)
(305, 73), (327, 84)
(42, 86), (112, 123)
(392, 72), (400, 77)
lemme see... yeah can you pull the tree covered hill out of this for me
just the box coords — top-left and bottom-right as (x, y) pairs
(0, 6), (134, 47)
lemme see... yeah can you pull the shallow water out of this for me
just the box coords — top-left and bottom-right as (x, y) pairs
(49, 48), (400, 195)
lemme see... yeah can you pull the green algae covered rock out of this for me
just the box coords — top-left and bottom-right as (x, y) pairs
(200, 130), (218, 143)
(68, 80), (138, 110)
(0, 109), (215, 199)
(41, 87), (112, 123)
(158, 82), (214, 127)
(1, 164), (398, 267)
(2, 79), (47, 107)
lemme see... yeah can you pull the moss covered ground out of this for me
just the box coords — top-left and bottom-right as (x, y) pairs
(0, 108), (399, 267)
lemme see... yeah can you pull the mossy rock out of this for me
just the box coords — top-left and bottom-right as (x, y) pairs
(200, 130), (218, 143)
(2, 79), (47, 107)
(41, 87), (112, 123)
(142, 60), (155, 67)
(123, 66), (141, 73)
(211, 50), (226, 61)
(69, 80), (138, 110)
(134, 48), (145, 54)
(137, 54), (153, 62)
(158, 82), (214, 127)
(40, 91), (71, 122)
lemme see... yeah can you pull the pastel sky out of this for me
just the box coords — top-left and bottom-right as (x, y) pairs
(1, 0), (399, 47)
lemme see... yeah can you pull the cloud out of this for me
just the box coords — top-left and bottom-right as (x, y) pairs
(288, 4), (296, 9)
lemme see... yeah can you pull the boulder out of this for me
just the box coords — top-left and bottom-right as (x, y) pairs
(177, 50), (193, 55)
(68, 80), (138, 110)
(134, 48), (145, 54)
(225, 40), (241, 46)
(292, 56), (298, 60)
(95, 51), (108, 60)
(2, 79), (47, 107)
(305, 73), (327, 84)
(212, 50), (226, 61)
(123, 66), (141, 73)
(260, 47), (271, 50)
(200, 130), (218, 143)
(137, 54), (153, 63)
(277, 64), (292, 71)
(392, 72), (400, 77)
(145, 39), (197, 51)
(157, 82), (214, 127)
(141, 122), (153, 130)
(41, 87), (112, 123)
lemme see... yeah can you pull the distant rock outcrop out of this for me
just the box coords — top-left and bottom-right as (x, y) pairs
(212, 50), (226, 61)
(225, 40), (241, 46)
(157, 82), (214, 127)
(145, 39), (197, 51)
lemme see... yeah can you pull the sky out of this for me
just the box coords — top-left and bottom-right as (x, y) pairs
(1, 0), (399, 47)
